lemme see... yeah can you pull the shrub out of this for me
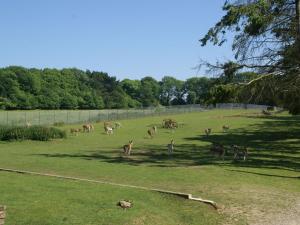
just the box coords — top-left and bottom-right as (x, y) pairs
(0, 125), (66, 141)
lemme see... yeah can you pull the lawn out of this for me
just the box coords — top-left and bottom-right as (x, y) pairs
(0, 109), (299, 225)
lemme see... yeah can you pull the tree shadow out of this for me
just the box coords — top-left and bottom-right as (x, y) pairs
(226, 169), (300, 179)
(185, 116), (300, 171)
(35, 143), (230, 167)
(35, 115), (300, 171)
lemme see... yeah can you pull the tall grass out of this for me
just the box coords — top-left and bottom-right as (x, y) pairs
(0, 125), (66, 141)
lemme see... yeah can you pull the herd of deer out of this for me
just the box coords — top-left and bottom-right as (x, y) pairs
(205, 125), (248, 161)
(68, 120), (248, 161)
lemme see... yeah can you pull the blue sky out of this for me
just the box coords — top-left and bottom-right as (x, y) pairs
(0, 0), (234, 80)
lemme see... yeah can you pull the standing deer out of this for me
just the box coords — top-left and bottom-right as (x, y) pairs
(204, 128), (212, 136)
(167, 139), (174, 154)
(147, 126), (157, 138)
(123, 140), (133, 155)
(210, 143), (225, 160)
(104, 126), (114, 134)
(83, 124), (93, 132)
(231, 145), (248, 161)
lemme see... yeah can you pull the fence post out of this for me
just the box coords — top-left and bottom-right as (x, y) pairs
(67, 111), (69, 124)
(39, 111), (41, 125)
(25, 111), (27, 125)
(6, 111), (8, 126)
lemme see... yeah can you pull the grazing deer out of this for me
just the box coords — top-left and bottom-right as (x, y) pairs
(222, 125), (230, 132)
(123, 140), (133, 155)
(205, 128), (212, 136)
(210, 143), (225, 159)
(70, 128), (81, 136)
(231, 145), (248, 161)
(147, 126), (157, 138)
(83, 124), (93, 132)
(167, 139), (174, 154)
(104, 126), (114, 134)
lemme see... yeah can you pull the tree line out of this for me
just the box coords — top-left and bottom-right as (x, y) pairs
(0, 66), (257, 110)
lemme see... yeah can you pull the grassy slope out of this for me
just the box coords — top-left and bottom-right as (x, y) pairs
(0, 109), (299, 224)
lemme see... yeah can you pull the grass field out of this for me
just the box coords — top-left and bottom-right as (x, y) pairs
(0, 109), (299, 225)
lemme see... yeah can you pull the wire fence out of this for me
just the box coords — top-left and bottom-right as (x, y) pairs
(0, 103), (270, 126)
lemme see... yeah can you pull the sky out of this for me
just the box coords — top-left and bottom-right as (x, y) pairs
(0, 0), (234, 80)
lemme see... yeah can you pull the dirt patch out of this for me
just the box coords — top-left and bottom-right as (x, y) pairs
(218, 187), (300, 225)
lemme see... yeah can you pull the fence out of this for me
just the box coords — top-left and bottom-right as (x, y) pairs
(0, 104), (269, 126)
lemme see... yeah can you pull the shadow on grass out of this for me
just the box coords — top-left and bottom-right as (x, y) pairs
(36, 115), (300, 172)
(36, 143), (229, 167)
(227, 169), (300, 179)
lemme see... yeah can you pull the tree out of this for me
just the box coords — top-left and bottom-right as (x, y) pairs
(159, 76), (184, 105)
(201, 0), (300, 71)
(140, 77), (160, 107)
(200, 0), (300, 114)
(184, 77), (213, 103)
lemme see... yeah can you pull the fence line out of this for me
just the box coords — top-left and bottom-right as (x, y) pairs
(0, 103), (270, 126)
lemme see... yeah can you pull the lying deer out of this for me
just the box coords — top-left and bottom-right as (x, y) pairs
(123, 140), (133, 155)
(70, 128), (81, 136)
(167, 139), (174, 154)
(205, 128), (212, 136)
(231, 145), (248, 161)
(210, 143), (225, 159)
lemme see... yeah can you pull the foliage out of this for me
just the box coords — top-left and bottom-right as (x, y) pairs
(200, 0), (300, 114)
(207, 84), (240, 105)
(0, 125), (66, 141)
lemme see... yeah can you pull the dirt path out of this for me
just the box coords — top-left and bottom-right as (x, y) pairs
(220, 187), (300, 225)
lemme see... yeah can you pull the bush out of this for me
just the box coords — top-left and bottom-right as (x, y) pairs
(0, 125), (66, 141)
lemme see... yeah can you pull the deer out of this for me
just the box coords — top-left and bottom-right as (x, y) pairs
(83, 124), (93, 132)
(231, 145), (248, 161)
(204, 128), (212, 136)
(123, 140), (133, 155)
(167, 139), (174, 155)
(25, 122), (31, 128)
(70, 128), (81, 136)
(222, 125), (230, 132)
(104, 125), (114, 134)
(104, 121), (113, 128)
(210, 143), (225, 160)
(147, 126), (157, 138)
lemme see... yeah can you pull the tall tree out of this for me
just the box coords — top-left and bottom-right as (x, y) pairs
(201, 0), (300, 71)
(200, 0), (300, 114)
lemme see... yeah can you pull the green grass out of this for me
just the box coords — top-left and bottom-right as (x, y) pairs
(0, 109), (299, 224)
